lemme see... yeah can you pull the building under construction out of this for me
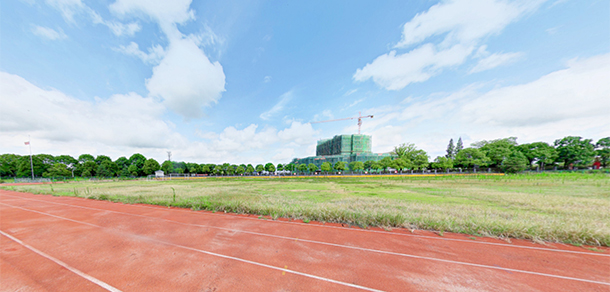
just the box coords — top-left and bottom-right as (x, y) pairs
(291, 134), (395, 168)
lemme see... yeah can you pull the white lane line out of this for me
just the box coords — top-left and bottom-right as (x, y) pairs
(1, 192), (607, 257)
(0, 230), (122, 292)
(2, 202), (609, 287)
(0, 203), (384, 292)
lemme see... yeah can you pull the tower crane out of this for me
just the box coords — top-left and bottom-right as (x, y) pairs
(310, 112), (373, 134)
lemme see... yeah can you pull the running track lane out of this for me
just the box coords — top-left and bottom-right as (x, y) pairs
(1, 190), (609, 292)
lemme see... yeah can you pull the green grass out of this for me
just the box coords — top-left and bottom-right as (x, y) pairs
(3, 173), (609, 246)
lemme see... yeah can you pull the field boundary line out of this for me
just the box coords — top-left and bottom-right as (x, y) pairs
(2, 201), (609, 286)
(0, 230), (123, 292)
(1, 191), (606, 257)
(0, 202), (384, 292)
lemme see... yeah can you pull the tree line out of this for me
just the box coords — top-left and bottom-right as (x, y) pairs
(0, 135), (607, 178)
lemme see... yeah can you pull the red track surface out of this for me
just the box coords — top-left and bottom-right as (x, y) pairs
(1, 189), (609, 291)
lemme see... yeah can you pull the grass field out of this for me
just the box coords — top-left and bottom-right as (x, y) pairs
(2, 173), (609, 246)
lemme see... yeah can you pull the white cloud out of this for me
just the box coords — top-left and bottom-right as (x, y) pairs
(355, 0), (546, 90)
(469, 46), (523, 73)
(348, 98), (365, 108)
(109, 0), (194, 38)
(31, 25), (67, 40)
(353, 53), (610, 157)
(114, 42), (165, 64)
(344, 89), (358, 96)
(45, 0), (83, 22)
(146, 37), (225, 119)
(260, 91), (293, 120)
(264, 76), (272, 83)
(354, 44), (473, 90)
(312, 109), (334, 122)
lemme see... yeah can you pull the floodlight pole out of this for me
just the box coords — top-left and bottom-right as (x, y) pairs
(28, 135), (34, 179)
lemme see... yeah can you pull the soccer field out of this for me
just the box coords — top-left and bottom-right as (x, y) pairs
(3, 173), (609, 246)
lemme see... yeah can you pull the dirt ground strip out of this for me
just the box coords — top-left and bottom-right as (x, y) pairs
(0, 189), (608, 292)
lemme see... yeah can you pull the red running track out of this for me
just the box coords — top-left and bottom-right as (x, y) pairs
(1, 189), (609, 292)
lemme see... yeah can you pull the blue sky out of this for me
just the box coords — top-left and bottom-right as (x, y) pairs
(1, 0), (609, 165)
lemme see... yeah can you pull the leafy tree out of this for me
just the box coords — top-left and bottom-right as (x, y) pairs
(265, 163), (276, 173)
(501, 151), (528, 173)
(173, 162), (186, 174)
(246, 164), (255, 174)
(371, 161), (382, 172)
(199, 164), (210, 174)
(97, 160), (119, 177)
(554, 136), (595, 168)
(128, 153), (147, 176)
(17, 155), (45, 177)
(455, 148), (490, 169)
(115, 157), (129, 176)
(390, 157), (408, 171)
(277, 164), (284, 171)
(320, 162), (332, 173)
(516, 142), (557, 169)
(477, 138), (516, 168)
(161, 160), (174, 174)
(95, 155), (112, 165)
(128, 164), (139, 176)
(596, 137), (610, 167)
(0, 154), (21, 177)
(78, 154), (95, 164)
(379, 157), (392, 171)
(431, 156), (453, 171)
(213, 165), (223, 175)
(81, 161), (97, 177)
(55, 155), (78, 167)
(334, 161), (346, 172)
(43, 163), (72, 177)
(364, 160), (375, 171)
(297, 163), (307, 173)
(456, 137), (464, 153)
(446, 139), (455, 159)
(391, 143), (429, 170)
(236, 165), (245, 175)
(349, 161), (364, 172)
(284, 163), (294, 172)
(143, 158), (161, 175)
(186, 163), (200, 174)
(255, 164), (264, 173)
(308, 163), (318, 173)
(226, 165), (236, 175)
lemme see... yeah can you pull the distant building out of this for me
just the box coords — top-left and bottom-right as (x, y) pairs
(155, 170), (165, 177)
(291, 134), (395, 168)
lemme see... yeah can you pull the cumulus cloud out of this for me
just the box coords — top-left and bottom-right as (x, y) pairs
(146, 37), (225, 119)
(260, 91), (293, 120)
(109, 0), (194, 37)
(354, 0), (545, 90)
(31, 25), (67, 40)
(0, 72), (178, 149)
(353, 53), (610, 156)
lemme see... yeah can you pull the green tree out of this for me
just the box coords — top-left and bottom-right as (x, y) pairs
(128, 153), (147, 176)
(97, 160), (119, 177)
(43, 163), (72, 177)
(78, 154), (95, 164)
(554, 136), (595, 168)
(186, 163), (200, 174)
(364, 160), (375, 171)
(81, 161), (97, 177)
(199, 164), (210, 174)
(516, 142), (557, 169)
(255, 164), (264, 173)
(348, 161), (364, 172)
(456, 137), (464, 153)
(431, 156), (453, 171)
(501, 151), (528, 173)
(246, 164), (255, 174)
(477, 138), (517, 168)
(0, 154), (21, 177)
(265, 163), (276, 173)
(277, 164), (284, 171)
(455, 148), (491, 169)
(390, 158), (408, 171)
(127, 164), (139, 176)
(236, 165), (245, 175)
(17, 155), (45, 177)
(307, 163), (317, 173)
(213, 165), (223, 175)
(595, 137), (610, 167)
(115, 157), (129, 176)
(297, 163), (307, 173)
(95, 155), (112, 165)
(320, 162), (331, 173)
(371, 161), (382, 172)
(161, 160), (174, 174)
(334, 161), (346, 172)
(391, 143), (429, 170)
(446, 139), (455, 159)
(142, 158), (161, 175)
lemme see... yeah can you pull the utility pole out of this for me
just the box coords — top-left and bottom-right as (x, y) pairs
(167, 151), (172, 162)
(27, 135), (34, 179)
